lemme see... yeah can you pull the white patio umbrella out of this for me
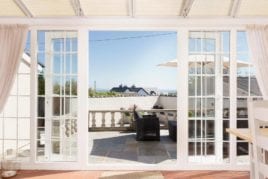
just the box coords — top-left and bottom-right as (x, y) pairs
(157, 56), (252, 68)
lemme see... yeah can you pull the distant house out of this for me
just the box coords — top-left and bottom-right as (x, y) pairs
(110, 85), (159, 96)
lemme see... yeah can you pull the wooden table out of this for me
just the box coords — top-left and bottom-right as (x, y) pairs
(226, 128), (268, 179)
(226, 128), (268, 143)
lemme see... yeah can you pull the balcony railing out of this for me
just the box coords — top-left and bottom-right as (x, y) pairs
(88, 109), (177, 131)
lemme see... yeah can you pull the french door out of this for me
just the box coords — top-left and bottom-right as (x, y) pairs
(188, 31), (230, 164)
(36, 31), (78, 161)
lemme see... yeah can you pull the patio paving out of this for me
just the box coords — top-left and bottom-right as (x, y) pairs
(88, 130), (177, 164)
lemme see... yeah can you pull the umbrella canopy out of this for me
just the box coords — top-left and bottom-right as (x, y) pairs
(158, 56), (252, 68)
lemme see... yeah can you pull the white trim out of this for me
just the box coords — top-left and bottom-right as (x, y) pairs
(230, 29), (237, 166)
(77, 28), (89, 169)
(177, 29), (188, 164)
(30, 29), (37, 165)
(0, 17), (268, 27)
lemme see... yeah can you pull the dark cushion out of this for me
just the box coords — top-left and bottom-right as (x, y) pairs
(168, 120), (177, 142)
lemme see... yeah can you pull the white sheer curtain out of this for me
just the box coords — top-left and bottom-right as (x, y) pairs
(246, 25), (268, 99)
(0, 24), (29, 112)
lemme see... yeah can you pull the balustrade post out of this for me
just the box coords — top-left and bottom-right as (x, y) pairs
(92, 112), (96, 128)
(111, 112), (115, 127)
(165, 112), (169, 127)
(120, 112), (125, 127)
(101, 112), (106, 127)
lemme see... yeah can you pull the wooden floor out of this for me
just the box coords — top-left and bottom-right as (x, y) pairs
(12, 170), (249, 179)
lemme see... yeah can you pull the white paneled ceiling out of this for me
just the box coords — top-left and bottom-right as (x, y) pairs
(22, 0), (75, 17)
(189, 0), (232, 17)
(80, 0), (129, 16)
(0, 0), (268, 18)
(0, 0), (25, 17)
(135, 0), (183, 16)
(238, 0), (268, 16)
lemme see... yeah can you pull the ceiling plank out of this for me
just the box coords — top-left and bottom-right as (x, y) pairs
(13, 0), (33, 17)
(228, 0), (241, 18)
(180, 0), (195, 17)
(70, 0), (84, 16)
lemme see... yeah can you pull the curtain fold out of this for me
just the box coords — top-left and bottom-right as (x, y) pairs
(0, 24), (29, 112)
(246, 25), (268, 99)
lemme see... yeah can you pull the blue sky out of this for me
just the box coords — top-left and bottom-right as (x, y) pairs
(30, 31), (251, 91)
(89, 31), (177, 91)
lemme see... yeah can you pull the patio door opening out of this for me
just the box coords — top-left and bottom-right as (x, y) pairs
(88, 31), (178, 165)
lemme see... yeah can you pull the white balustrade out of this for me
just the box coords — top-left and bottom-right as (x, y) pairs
(88, 109), (177, 131)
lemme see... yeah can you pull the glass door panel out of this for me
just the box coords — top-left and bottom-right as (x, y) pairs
(37, 31), (78, 161)
(188, 31), (230, 164)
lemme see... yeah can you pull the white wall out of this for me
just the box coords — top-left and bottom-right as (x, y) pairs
(88, 96), (177, 110)
(88, 96), (160, 110)
(156, 96), (177, 109)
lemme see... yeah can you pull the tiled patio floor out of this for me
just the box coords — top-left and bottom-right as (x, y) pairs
(88, 130), (177, 164)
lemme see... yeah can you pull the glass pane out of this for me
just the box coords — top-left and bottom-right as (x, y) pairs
(38, 75), (45, 95)
(223, 98), (230, 119)
(4, 118), (17, 139)
(18, 74), (30, 95)
(203, 98), (215, 117)
(203, 61), (215, 74)
(53, 54), (62, 74)
(223, 76), (229, 96)
(53, 97), (61, 116)
(18, 140), (30, 160)
(18, 97), (30, 118)
(71, 77), (77, 96)
(237, 31), (249, 53)
(53, 38), (64, 52)
(4, 96), (17, 117)
(223, 120), (229, 141)
(53, 76), (62, 95)
(52, 120), (60, 139)
(206, 120), (215, 139)
(65, 54), (71, 74)
(4, 140), (17, 159)
(222, 31), (230, 53)
(202, 77), (215, 96)
(188, 98), (195, 118)
(250, 76), (262, 96)
(188, 77), (195, 96)
(71, 55), (77, 74)
(189, 120), (195, 138)
(38, 97), (45, 117)
(237, 120), (248, 128)
(37, 118), (45, 128)
(237, 98), (248, 118)
(18, 118), (30, 139)
(237, 76), (249, 96)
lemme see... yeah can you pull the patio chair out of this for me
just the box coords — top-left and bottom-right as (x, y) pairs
(133, 110), (160, 141)
(168, 120), (177, 142)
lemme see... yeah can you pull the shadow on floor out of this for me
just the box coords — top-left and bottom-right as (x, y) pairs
(89, 132), (176, 164)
